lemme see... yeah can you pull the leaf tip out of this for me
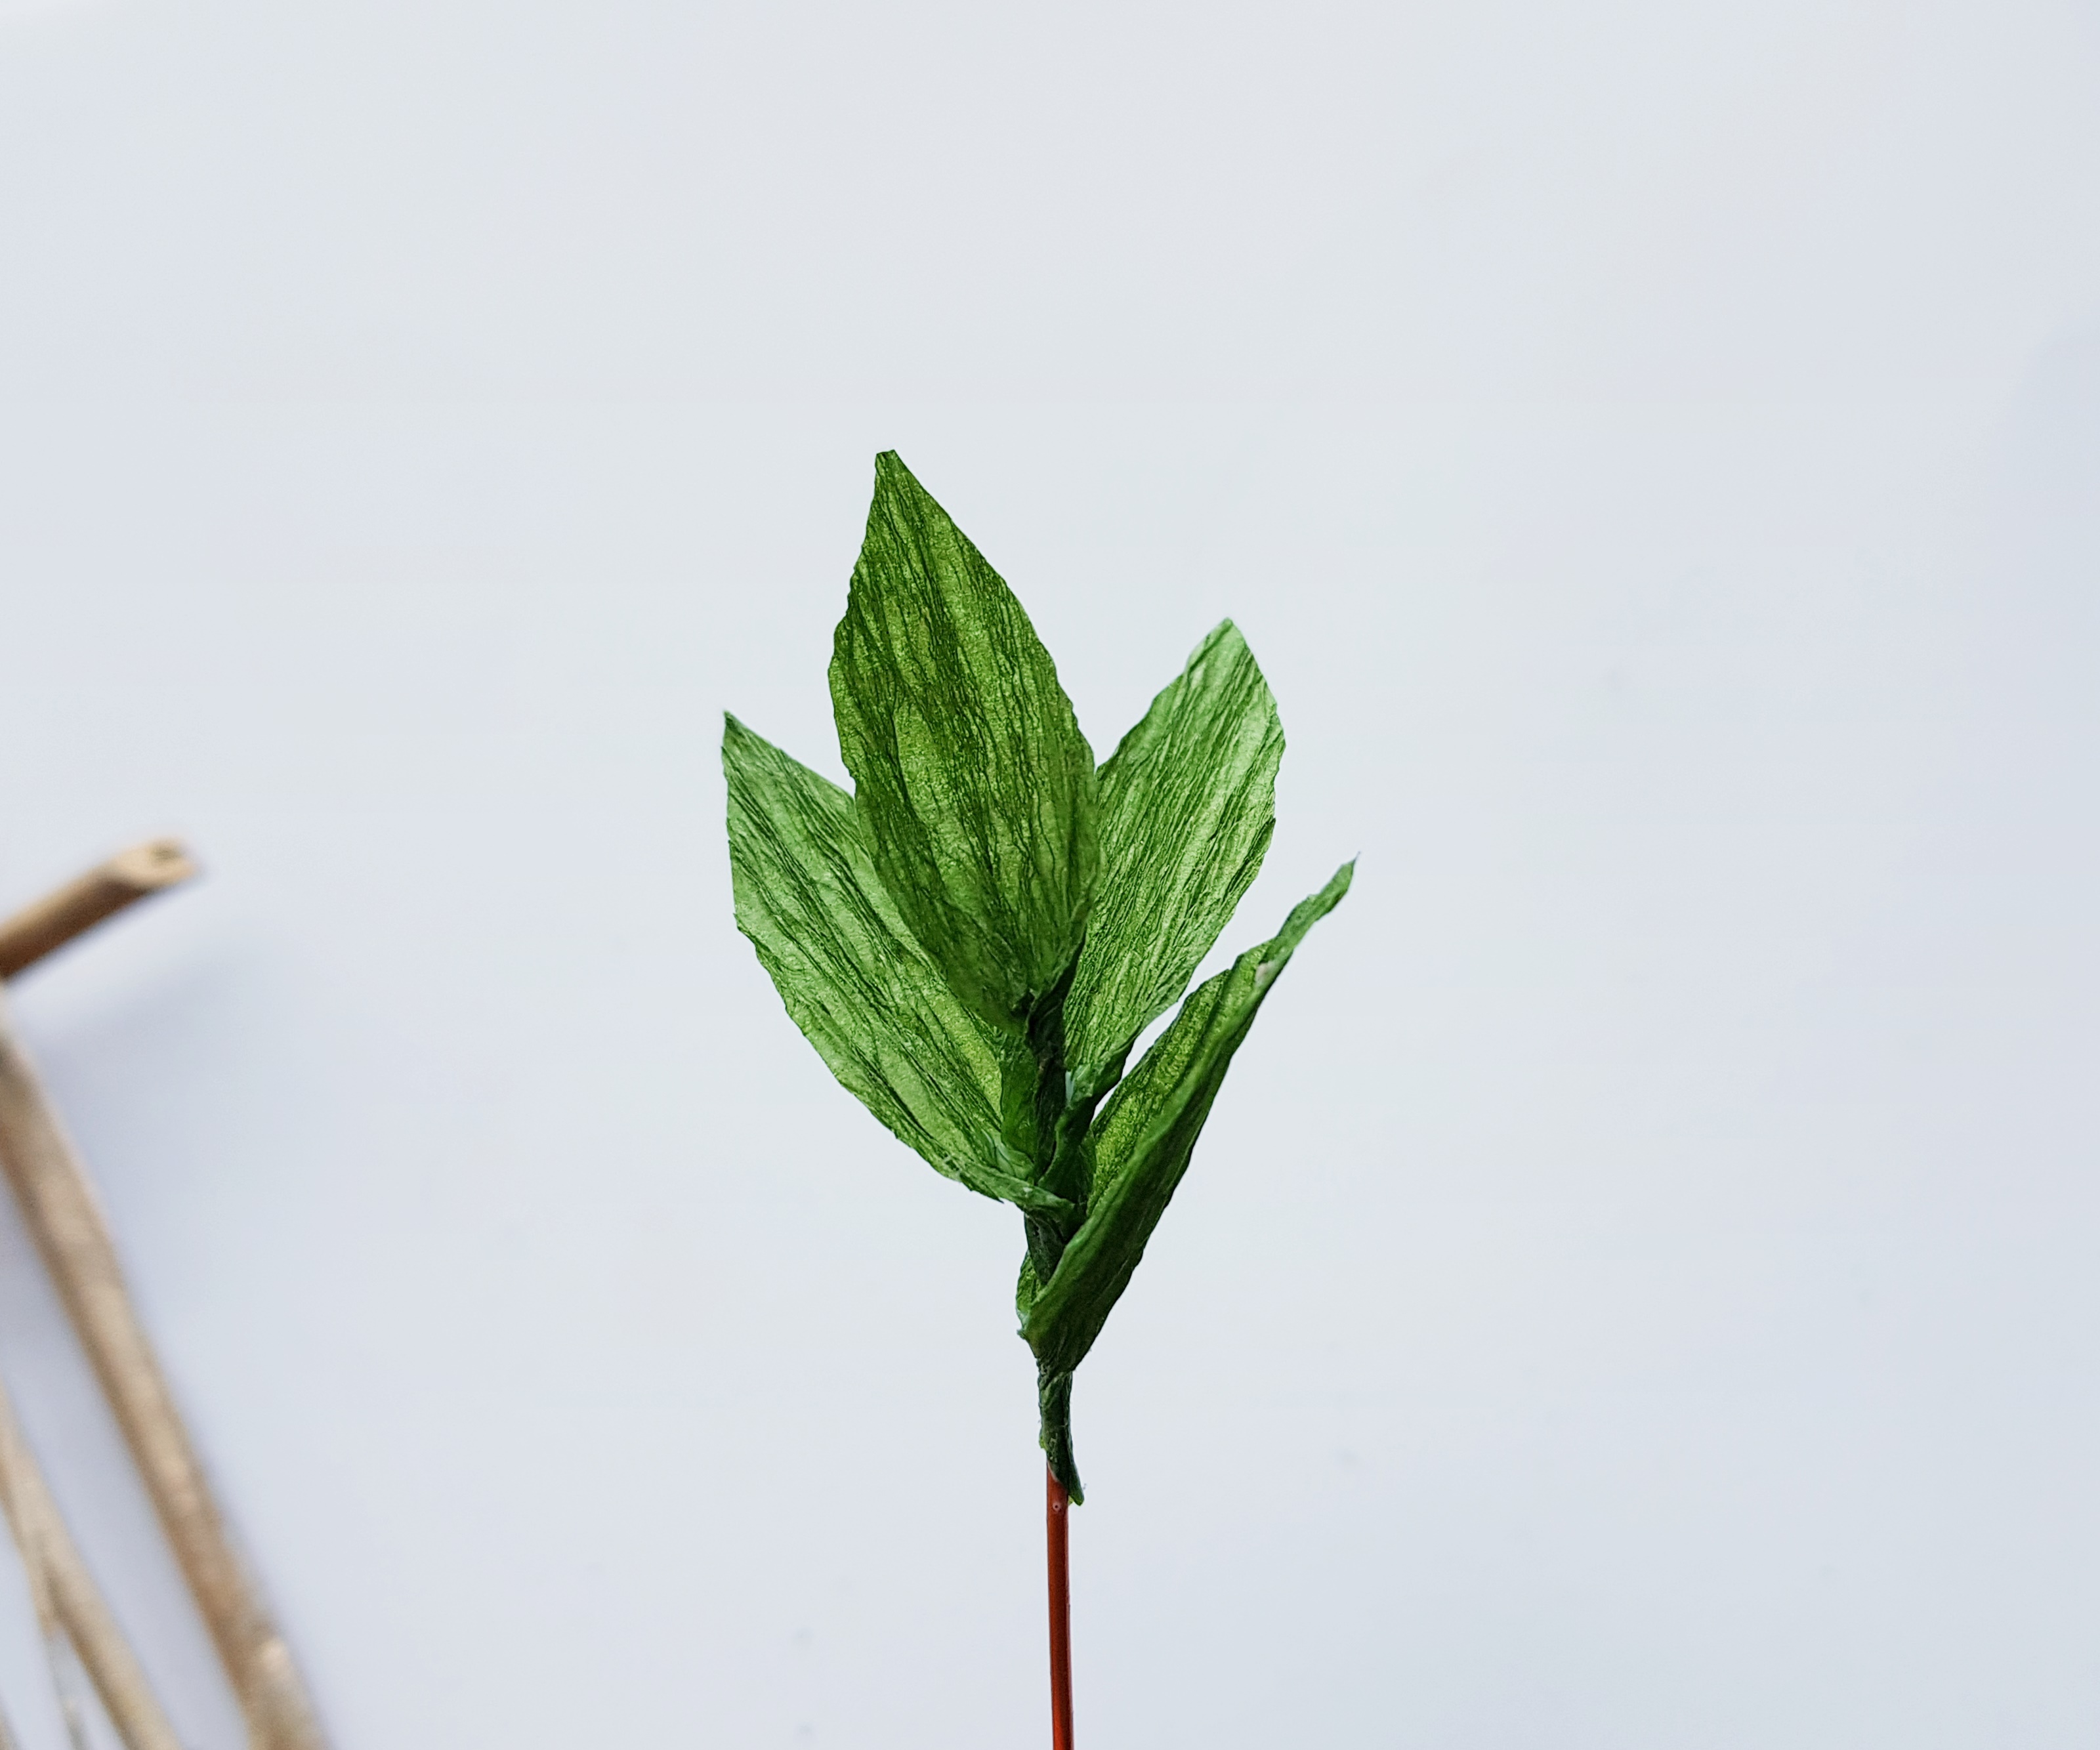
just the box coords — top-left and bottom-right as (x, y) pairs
(721, 711), (760, 760)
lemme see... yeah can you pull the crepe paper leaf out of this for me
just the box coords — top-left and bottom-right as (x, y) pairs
(724, 714), (1072, 1219)
(830, 451), (1099, 1035)
(728, 450), (1350, 1545)
(1062, 620), (1284, 1079)
(1024, 861), (1356, 1421)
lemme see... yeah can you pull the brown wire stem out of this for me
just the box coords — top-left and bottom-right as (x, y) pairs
(1047, 1465), (1074, 1750)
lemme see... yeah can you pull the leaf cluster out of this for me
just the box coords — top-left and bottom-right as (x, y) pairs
(725, 453), (1350, 1499)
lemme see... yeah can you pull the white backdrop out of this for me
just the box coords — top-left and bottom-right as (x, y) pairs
(0, 3), (2097, 1747)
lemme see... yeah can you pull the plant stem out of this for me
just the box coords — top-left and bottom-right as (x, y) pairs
(1046, 1466), (1074, 1750)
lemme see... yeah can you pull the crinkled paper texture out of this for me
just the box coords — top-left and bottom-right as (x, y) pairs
(1063, 619), (1283, 1077)
(724, 714), (1067, 1215)
(1023, 862), (1354, 1373)
(830, 451), (1098, 1033)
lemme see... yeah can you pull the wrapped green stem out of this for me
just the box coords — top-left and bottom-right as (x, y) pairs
(1037, 1365), (1082, 1503)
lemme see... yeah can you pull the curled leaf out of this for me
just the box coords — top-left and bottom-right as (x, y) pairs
(1024, 862), (1355, 1379)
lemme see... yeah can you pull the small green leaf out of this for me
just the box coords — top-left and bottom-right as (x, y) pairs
(1023, 862), (1354, 1376)
(830, 452), (1099, 1034)
(1062, 620), (1284, 1077)
(724, 715), (1072, 1217)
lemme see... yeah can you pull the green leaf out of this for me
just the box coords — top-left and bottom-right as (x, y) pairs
(1022, 862), (1354, 1375)
(724, 714), (1072, 1218)
(1062, 620), (1284, 1077)
(830, 452), (1099, 1034)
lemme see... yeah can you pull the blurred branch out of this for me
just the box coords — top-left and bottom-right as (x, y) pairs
(0, 846), (329, 1750)
(0, 842), (197, 982)
(0, 1369), (183, 1750)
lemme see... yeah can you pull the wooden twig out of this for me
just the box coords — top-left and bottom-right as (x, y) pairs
(0, 1368), (183, 1750)
(0, 842), (197, 982)
(0, 848), (328, 1750)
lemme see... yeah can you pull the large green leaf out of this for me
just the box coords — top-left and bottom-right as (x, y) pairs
(1023, 862), (1354, 1375)
(1062, 621), (1284, 1078)
(830, 452), (1099, 1034)
(724, 715), (1071, 1217)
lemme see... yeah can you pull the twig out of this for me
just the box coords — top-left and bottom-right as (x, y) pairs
(1, 1379), (89, 1750)
(0, 841), (197, 983)
(0, 1367), (184, 1750)
(1047, 1468), (1074, 1750)
(0, 847), (329, 1750)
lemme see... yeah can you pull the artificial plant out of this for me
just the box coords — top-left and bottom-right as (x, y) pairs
(723, 452), (1350, 1744)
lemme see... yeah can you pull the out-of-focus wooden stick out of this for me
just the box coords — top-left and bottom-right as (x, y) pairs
(0, 841), (196, 982)
(0, 994), (325, 1750)
(0, 848), (328, 1750)
(0, 1369), (183, 1750)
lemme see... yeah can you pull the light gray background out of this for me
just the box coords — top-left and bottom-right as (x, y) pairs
(0, 1), (2096, 1746)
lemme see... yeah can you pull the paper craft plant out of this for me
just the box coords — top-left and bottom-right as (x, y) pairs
(723, 453), (1351, 1501)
